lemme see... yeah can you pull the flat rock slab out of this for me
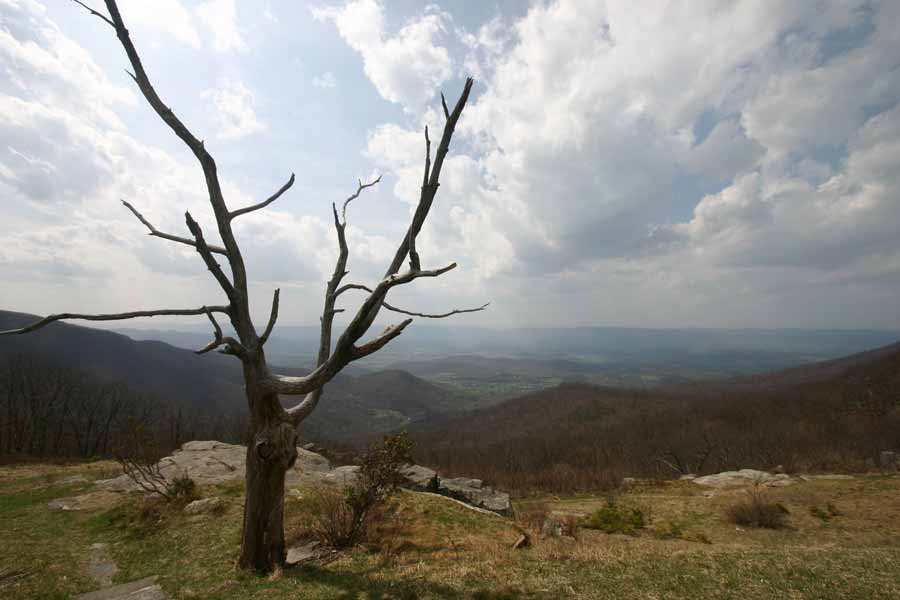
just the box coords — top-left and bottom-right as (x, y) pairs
(286, 540), (322, 565)
(73, 576), (170, 600)
(183, 497), (223, 515)
(94, 441), (337, 492)
(693, 469), (797, 489)
(85, 543), (117, 588)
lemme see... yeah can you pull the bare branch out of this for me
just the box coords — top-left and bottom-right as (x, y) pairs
(352, 319), (413, 359)
(341, 175), (382, 224)
(102, 0), (257, 345)
(334, 283), (370, 298)
(440, 92), (450, 120)
(0, 306), (230, 336)
(333, 283), (489, 318)
(121, 200), (227, 255)
(422, 125), (431, 190)
(382, 302), (489, 319)
(196, 308), (248, 357)
(196, 309), (223, 354)
(229, 173), (295, 220)
(184, 211), (236, 301)
(70, 0), (114, 27)
(386, 78), (473, 280)
(275, 79), (477, 399)
(205, 307), (223, 339)
(259, 288), (280, 346)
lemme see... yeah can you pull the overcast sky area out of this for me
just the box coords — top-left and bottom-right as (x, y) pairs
(1, 0), (899, 331)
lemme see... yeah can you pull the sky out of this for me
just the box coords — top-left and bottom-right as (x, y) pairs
(1, 0), (899, 331)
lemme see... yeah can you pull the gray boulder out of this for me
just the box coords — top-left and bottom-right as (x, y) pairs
(437, 476), (511, 516)
(183, 497), (223, 515)
(400, 464), (440, 491)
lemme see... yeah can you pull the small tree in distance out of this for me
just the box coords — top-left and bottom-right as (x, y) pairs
(2, 0), (485, 573)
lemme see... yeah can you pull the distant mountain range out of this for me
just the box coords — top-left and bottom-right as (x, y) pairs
(4, 309), (899, 450)
(0, 310), (470, 442)
(117, 323), (900, 398)
(409, 338), (900, 488)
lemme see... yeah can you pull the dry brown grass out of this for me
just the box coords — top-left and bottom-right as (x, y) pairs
(2, 462), (900, 599)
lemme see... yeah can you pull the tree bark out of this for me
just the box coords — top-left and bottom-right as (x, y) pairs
(237, 359), (297, 572)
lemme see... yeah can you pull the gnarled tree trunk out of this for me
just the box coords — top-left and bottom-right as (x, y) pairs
(238, 361), (298, 571)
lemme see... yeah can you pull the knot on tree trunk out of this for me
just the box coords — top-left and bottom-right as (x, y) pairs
(253, 421), (298, 470)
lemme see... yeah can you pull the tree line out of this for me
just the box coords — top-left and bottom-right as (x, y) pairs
(0, 355), (247, 459)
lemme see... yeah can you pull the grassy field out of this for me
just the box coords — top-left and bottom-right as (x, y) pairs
(1, 461), (899, 599)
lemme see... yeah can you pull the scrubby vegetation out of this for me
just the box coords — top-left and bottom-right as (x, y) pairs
(297, 433), (413, 548)
(726, 486), (790, 529)
(583, 498), (646, 535)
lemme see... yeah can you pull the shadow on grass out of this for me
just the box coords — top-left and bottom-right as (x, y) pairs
(284, 563), (559, 600)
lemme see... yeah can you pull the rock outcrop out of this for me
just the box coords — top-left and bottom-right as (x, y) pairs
(398, 464), (511, 515)
(90, 440), (511, 515)
(692, 469), (797, 488)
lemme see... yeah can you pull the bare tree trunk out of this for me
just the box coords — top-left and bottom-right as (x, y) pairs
(238, 359), (297, 571)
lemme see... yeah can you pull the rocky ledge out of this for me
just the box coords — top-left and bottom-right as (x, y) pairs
(92, 440), (511, 516)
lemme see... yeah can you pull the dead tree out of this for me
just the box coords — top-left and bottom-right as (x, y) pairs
(2, 0), (485, 572)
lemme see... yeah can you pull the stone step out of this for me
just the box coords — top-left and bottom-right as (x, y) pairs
(73, 576), (170, 600)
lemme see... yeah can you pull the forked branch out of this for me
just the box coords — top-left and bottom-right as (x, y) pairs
(334, 283), (489, 318)
(342, 175), (382, 224)
(196, 308), (248, 357)
(276, 78), (483, 401)
(122, 200), (227, 255)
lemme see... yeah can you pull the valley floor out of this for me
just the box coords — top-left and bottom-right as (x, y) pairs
(1, 461), (899, 599)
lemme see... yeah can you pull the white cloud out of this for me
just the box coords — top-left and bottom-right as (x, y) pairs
(202, 78), (267, 139)
(195, 0), (247, 53)
(312, 71), (337, 89)
(312, 0), (452, 112)
(118, 0), (201, 48)
(359, 0), (900, 327)
(0, 1), (393, 327)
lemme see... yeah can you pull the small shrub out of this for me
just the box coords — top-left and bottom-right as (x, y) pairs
(652, 520), (684, 540)
(810, 502), (842, 522)
(300, 487), (357, 548)
(299, 432), (414, 549)
(166, 471), (197, 503)
(726, 487), (788, 529)
(114, 423), (195, 503)
(583, 499), (645, 535)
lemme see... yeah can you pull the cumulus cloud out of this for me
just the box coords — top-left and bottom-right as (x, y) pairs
(0, 1), (391, 326)
(202, 78), (267, 139)
(359, 0), (900, 326)
(312, 0), (452, 112)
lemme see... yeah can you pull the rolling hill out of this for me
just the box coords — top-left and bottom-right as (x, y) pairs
(0, 310), (470, 443)
(410, 338), (900, 492)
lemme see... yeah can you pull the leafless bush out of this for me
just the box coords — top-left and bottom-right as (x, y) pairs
(114, 422), (195, 503)
(298, 433), (414, 549)
(726, 486), (789, 529)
